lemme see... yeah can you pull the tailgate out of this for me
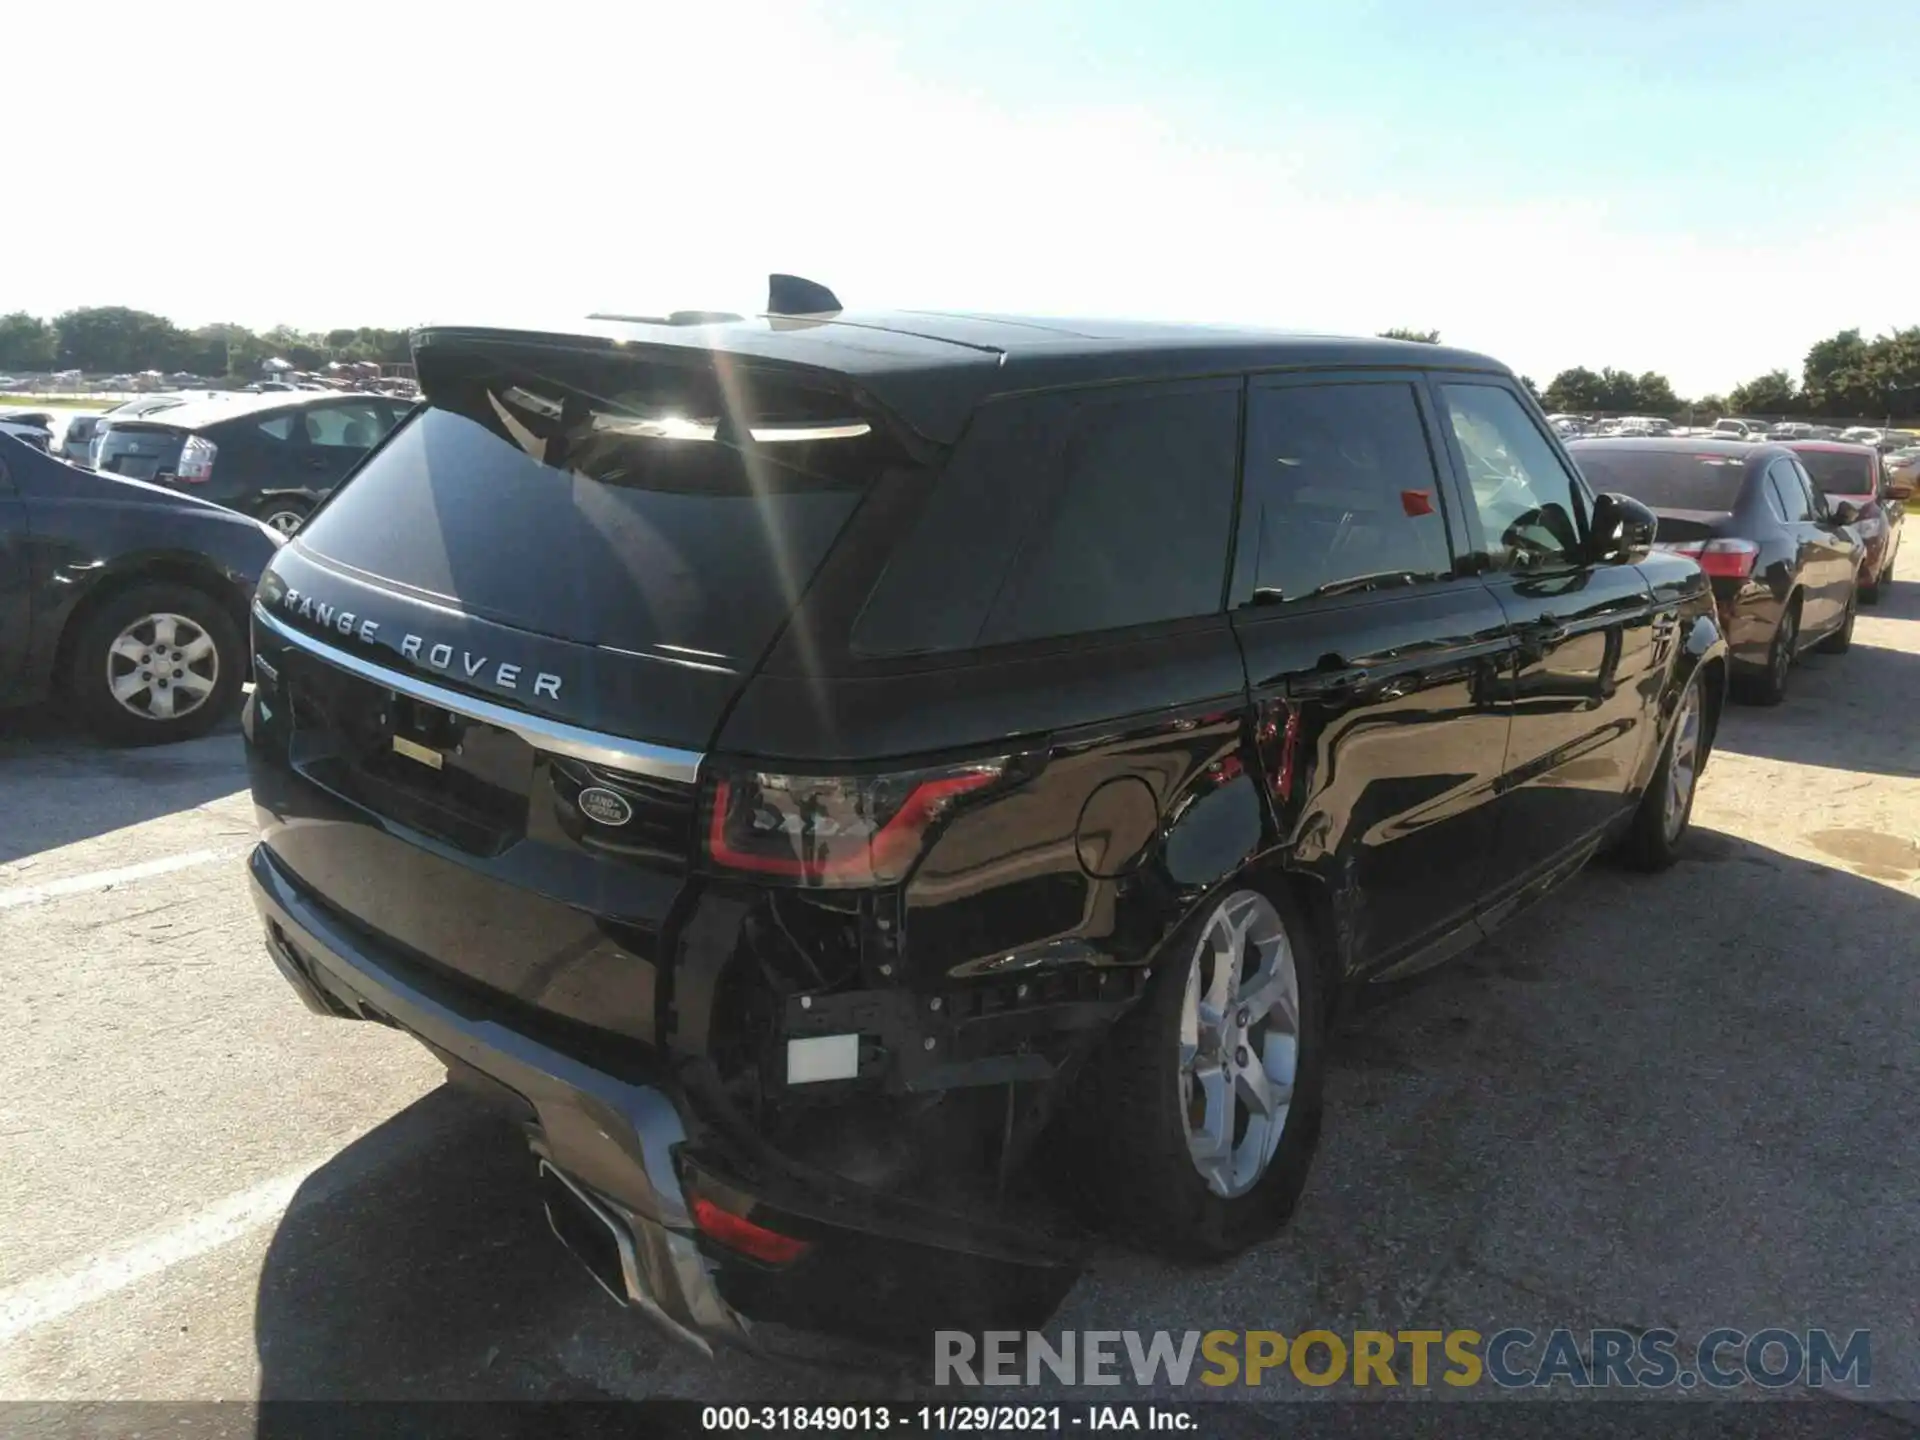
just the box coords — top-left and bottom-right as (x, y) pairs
(95, 422), (186, 481)
(249, 334), (920, 1039)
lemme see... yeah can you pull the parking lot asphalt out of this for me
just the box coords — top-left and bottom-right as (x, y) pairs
(2, 557), (1918, 1423)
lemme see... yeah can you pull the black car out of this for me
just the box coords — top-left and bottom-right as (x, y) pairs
(244, 289), (1727, 1350)
(1569, 438), (1860, 704)
(1, 410), (56, 452)
(62, 392), (211, 465)
(1, 431), (280, 743)
(93, 390), (411, 536)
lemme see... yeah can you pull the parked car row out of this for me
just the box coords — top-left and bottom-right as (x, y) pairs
(1570, 437), (1898, 702)
(52, 389), (413, 535)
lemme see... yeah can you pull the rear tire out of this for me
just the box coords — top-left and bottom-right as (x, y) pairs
(1621, 670), (1706, 872)
(1737, 599), (1798, 706)
(1072, 881), (1326, 1261)
(67, 582), (243, 746)
(1818, 588), (1856, 654)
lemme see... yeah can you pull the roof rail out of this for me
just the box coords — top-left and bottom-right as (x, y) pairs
(767, 274), (843, 316)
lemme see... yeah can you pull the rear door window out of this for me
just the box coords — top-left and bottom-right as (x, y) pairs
(1787, 458), (1830, 518)
(1236, 380), (1455, 602)
(1768, 460), (1814, 521)
(297, 350), (914, 668)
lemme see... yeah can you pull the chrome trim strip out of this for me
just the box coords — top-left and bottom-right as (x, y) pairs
(253, 604), (705, 783)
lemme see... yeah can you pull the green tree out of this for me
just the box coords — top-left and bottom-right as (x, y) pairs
(1869, 326), (1920, 420)
(1518, 375), (1541, 401)
(1633, 371), (1681, 416)
(1728, 369), (1798, 416)
(1543, 366), (1603, 412)
(53, 306), (192, 372)
(260, 324), (327, 370)
(1379, 327), (1441, 343)
(1694, 394), (1728, 417)
(1801, 328), (1873, 417)
(0, 312), (58, 370)
(187, 323), (272, 379)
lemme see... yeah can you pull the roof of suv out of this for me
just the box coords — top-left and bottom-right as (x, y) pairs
(414, 310), (1513, 444)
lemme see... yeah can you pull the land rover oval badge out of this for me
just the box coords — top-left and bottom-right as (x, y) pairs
(577, 786), (634, 827)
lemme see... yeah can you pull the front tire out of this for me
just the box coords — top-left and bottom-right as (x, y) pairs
(1621, 670), (1706, 872)
(67, 583), (243, 745)
(257, 500), (312, 537)
(1074, 882), (1326, 1260)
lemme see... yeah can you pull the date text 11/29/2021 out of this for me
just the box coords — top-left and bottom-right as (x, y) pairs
(701, 1407), (1195, 1432)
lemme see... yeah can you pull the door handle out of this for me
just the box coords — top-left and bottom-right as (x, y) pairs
(1524, 613), (1569, 645)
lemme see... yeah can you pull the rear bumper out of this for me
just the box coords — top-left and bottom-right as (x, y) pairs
(249, 842), (1082, 1352)
(249, 841), (749, 1354)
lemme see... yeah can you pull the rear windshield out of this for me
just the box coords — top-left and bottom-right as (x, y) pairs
(294, 348), (911, 666)
(1571, 448), (1749, 511)
(1793, 449), (1875, 497)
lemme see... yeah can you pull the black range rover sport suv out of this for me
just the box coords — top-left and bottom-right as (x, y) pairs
(244, 287), (1727, 1352)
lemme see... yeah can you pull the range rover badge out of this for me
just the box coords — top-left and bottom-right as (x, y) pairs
(577, 786), (633, 827)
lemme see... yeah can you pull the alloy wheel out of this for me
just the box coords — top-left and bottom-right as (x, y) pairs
(1773, 611), (1796, 688)
(263, 509), (306, 536)
(1178, 890), (1299, 1199)
(106, 612), (219, 722)
(1663, 681), (1701, 842)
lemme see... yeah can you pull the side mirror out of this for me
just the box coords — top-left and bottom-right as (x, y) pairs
(1832, 500), (1861, 526)
(1588, 491), (1658, 562)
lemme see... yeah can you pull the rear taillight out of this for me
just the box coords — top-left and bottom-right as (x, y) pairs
(1658, 537), (1759, 579)
(690, 1197), (812, 1266)
(172, 434), (217, 483)
(703, 758), (1006, 887)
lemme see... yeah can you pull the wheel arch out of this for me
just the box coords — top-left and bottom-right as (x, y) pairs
(1135, 856), (1348, 1015)
(53, 555), (252, 698)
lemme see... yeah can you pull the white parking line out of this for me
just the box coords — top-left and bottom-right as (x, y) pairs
(0, 1159), (323, 1344)
(0, 846), (249, 911)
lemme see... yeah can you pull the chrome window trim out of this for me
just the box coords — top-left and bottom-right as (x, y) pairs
(253, 604), (704, 783)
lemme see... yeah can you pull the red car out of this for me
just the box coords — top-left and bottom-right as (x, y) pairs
(1788, 441), (1904, 603)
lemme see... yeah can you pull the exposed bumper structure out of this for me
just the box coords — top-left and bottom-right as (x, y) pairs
(249, 842), (1083, 1353)
(248, 842), (749, 1354)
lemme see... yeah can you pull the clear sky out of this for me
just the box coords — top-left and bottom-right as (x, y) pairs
(11, 0), (1915, 395)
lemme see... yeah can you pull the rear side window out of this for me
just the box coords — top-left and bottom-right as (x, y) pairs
(257, 414), (297, 442)
(851, 395), (1069, 656)
(853, 384), (1239, 654)
(298, 350), (914, 667)
(304, 401), (391, 451)
(1240, 381), (1453, 601)
(979, 385), (1239, 645)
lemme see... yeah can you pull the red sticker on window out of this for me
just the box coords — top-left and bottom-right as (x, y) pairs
(1401, 489), (1435, 516)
